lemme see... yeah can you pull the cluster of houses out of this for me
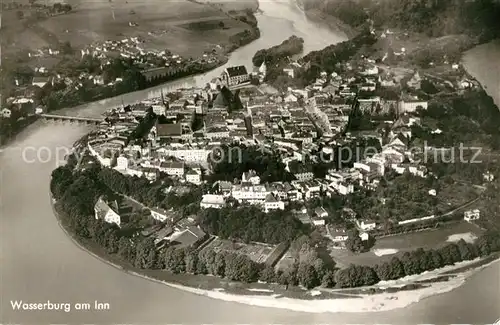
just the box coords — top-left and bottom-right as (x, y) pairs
(94, 195), (208, 248)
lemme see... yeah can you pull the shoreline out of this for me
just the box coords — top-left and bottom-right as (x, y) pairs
(292, 0), (357, 39)
(50, 193), (500, 314)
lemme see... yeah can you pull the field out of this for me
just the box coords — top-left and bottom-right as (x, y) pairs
(2, 0), (258, 59)
(202, 237), (277, 264)
(329, 221), (484, 268)
(436, 182), (480, 213)
(200, 0), (259, 12)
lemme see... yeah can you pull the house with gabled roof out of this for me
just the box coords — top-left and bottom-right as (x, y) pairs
(221, 66), (249, 87)
(186, 168), (202, 185)
(32, 76), (51, 88)
(94, 196), (121, 226)
(263, 193), (284, 213)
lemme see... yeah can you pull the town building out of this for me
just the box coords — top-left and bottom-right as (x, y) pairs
(263, 194), (285, 213)
(94, 196), (121, 226)
(221, 66), (249, 87)
(315, 207), (329, 219)
(169, 226), (207, 249)
(358, 219), (376, 231)
(398, 100), (428, 113)
(154, 123), (182, 139)
(200, 194), (225, 209)
(32, 76), (50, 88)
(464, 209), (480, 222)
(159, 161), (185, 177)
(330, 227), (349, 242)
(186, 168), (202, 185)
(242, 170), (261, 185)
(231, 184), (270, 203)
(150, 207), (169, 222)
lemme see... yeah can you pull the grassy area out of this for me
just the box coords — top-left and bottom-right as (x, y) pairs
(329, 221), (483, 267)
(202, 238), (276, 264)
(200, 0), (259, 13)
(436, 182), (479, 212)
(2, 0), (258, 60)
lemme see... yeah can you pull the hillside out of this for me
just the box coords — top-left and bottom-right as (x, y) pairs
(301, 0), (500, 40)
(252, 35), (304, 67)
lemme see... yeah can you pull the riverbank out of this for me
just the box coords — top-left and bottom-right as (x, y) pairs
(51, 191), (500, 313)
(462, 40), (500, 108)
(298, 7), (358, 39)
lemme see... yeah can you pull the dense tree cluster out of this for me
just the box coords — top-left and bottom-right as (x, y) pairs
(307, 137), (382, 178)
(299, 29), (377, 84)
(98, 168), (201, 216)
(255, 236), (333, 289)
(345, 229), (373, 253)
(302, 0), (500, 38)
(252, 35), (304, 67)
(128, 108), (157, 142)
(302, 0), (367, 27)
(199, 206), (311, 244)
(227, 29), (261, 51)
(50, 164), (263, 283)
(208, 145), (295, 183)
(415, 90), (500, 149)
(337, 235), (500, 288)
(51, 154), (500, 290)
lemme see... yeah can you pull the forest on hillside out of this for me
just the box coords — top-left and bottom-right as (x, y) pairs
(302, 0), (500, 39)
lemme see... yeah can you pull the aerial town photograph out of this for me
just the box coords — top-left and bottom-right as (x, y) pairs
(0, 0), (499, 323)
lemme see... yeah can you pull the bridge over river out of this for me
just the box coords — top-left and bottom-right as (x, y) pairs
(40, 114), (103, 125)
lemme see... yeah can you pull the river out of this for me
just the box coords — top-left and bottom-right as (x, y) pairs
(1, 0), (499, 323)
(463, 39), (500, 108)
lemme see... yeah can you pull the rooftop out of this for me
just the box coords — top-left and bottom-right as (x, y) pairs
(225, 66), (248, 77)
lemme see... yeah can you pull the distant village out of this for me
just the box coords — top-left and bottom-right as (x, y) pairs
(1, 35), (223, 120)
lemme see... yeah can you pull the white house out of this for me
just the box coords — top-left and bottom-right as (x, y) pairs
(186, 168), (202, 185)
(464, 209), (480, 222)
(284, 93), (298, 102)
(200, 194), (225, 209)
(428, 189), (437, 196)
(263, 194), (285, 213)
(336, 182), (354, 195)
(283, 68), (295, 78)
(358, 219), (376, 231)
(231, 184), (270, 202)
(398, 100), (428, 113)
(151, 104), (166, 116)
(483, 171), (495, 182)
(315, 207), (328, 219)
(115, 155), (129, 170)
(330, 228), (348, 242)
(359, 232), (370, 241)
(157, 147), (211, 163)
(150, 207), (169, 222)
(1, 108), (11, 118)
(311, 217), (326, 226)
(94, 196), (121, 226)
(293, 170), (314, 182)
(206, 126), (230, 139)
(93, 75), (105, 85)
(159, 161), (185, 177)
(32, 76), (50, 88)
(242, 170), (260, 185)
